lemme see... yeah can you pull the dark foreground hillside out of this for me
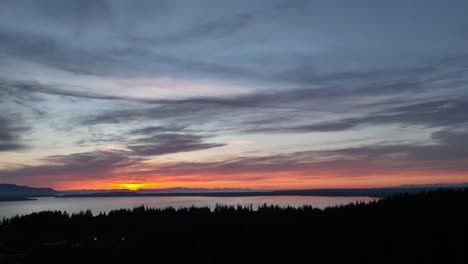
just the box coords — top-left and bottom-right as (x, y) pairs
(1, 189), (467, 263)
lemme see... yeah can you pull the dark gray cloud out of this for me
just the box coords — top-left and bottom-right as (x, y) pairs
(129, 125), (189, 135)
(128, 133), (225, 156)
(0, 115), (29, 151)
(0, 150), (140, 180)
(6, 53), (465, 105)
(0, 142), (26, 152)
(82, 86), (468, 135)
(135, 127), (468, 177)
(64, 49), (465, 130)
(0, 78), (171, 104)
(245, 97), (468, 133)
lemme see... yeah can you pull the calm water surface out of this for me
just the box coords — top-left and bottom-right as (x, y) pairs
(0, 196), (375, 220)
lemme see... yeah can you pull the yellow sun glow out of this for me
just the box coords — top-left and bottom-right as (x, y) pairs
(116, 183), (148, 191)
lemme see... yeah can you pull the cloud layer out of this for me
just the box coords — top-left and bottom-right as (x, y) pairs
(0, 0), (467, 189)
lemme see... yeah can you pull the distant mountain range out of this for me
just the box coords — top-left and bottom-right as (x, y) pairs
(398, 183), (468, 188)
(0, 184), (253, 199)
(1, 183), (468, 200)
(0, 184), (57, 197)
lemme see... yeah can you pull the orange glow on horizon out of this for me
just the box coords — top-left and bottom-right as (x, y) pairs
(22, 169), (468, 191)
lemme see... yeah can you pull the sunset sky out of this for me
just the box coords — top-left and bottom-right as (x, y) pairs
(1, 0), (468, 190)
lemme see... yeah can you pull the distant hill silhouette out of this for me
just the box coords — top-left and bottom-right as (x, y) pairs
(2, 183), (468, 200)
(0, 184), (56, 198)
(58, 184), (468, 198)
(398, 182), (468, 188)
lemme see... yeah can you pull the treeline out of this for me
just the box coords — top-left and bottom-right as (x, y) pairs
(1, 189), (467, 263)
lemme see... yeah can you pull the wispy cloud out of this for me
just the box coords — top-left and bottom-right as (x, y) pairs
(227, 139), (254, 145)
(128, 133), (225, 156)
(0, 115), (30, 151)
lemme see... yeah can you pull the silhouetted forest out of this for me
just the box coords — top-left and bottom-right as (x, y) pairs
(1, 189), (467, 263)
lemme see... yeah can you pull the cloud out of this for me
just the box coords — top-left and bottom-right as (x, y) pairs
(127, 0), (306, 45)
(0, 2), (262, 79)
(128, 133), (225, 156)
(0, 115), (29, 151)
(0, 78), (172, 104)
(2, 126), (467, 185)
(227, 139), (253, 145)
(136, 127), (468, 178)
(79, 80), (420, 125)
(75, 125), (224, 156)
(243, 97), (468, 133)
(129, 125), (189, 135)
(2, 0), (467, 85)
(82, 89), (468, 136)
(0, 150), (141, 180)
(98, 145), (131, 152)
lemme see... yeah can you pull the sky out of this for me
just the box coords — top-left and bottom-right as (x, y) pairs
(1, 0), (468, 190)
